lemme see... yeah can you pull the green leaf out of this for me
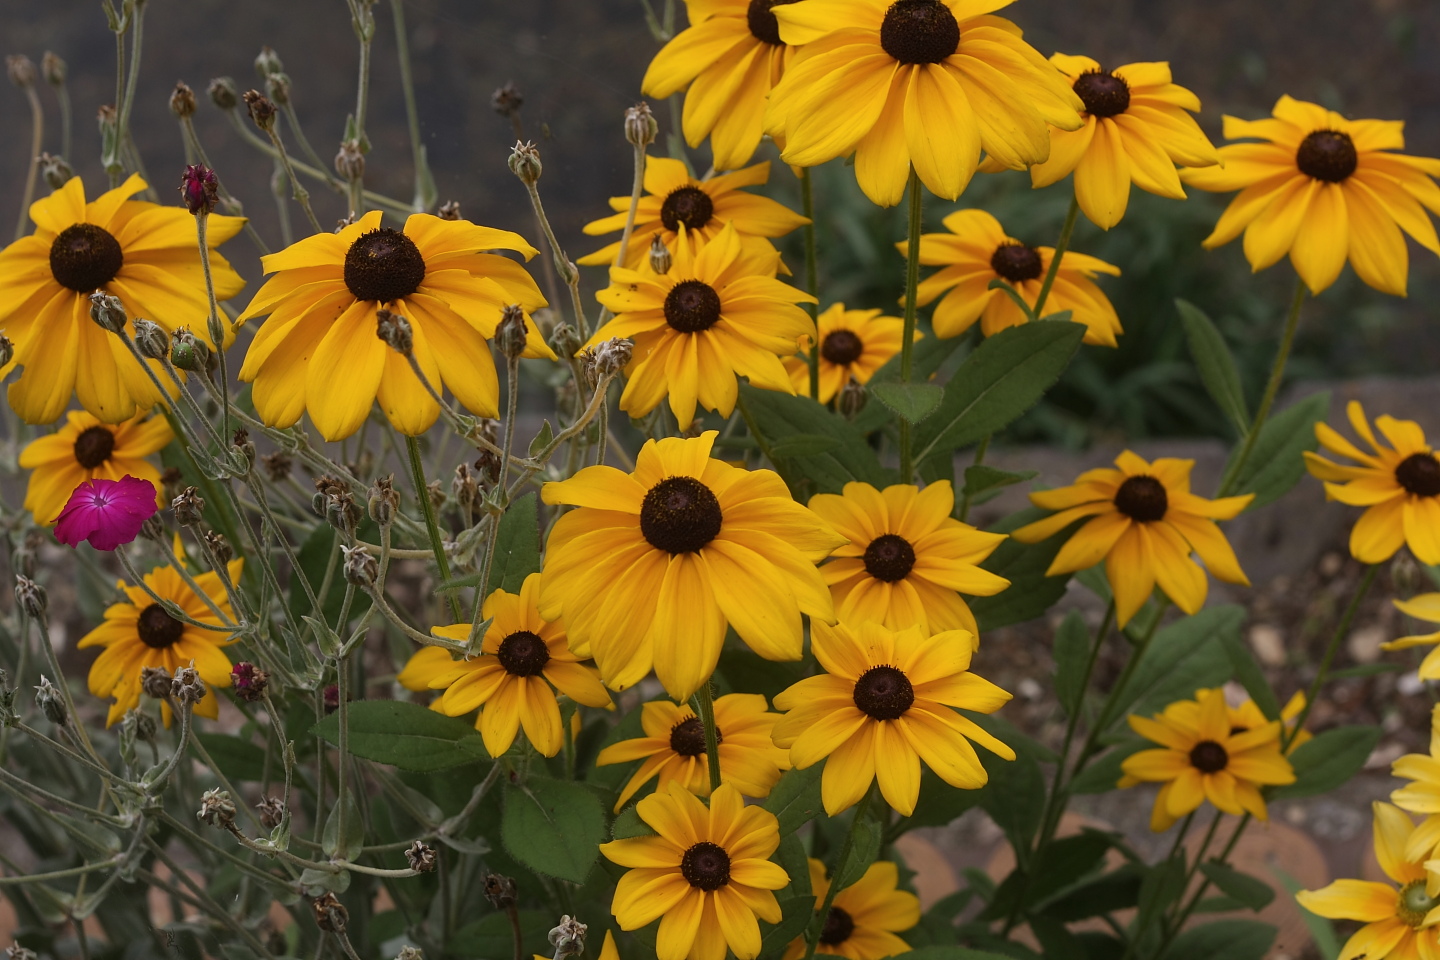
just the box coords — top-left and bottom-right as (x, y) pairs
(1135, 856), (1188, 943)
(962, 465), (1038, 507)
(500, 777), (608, 883)
(971, 507), (1072, 632)
(830, 811), (884, 894)
(311, 700), (486, 772)
(762, 766), (824, 836)
(718, 647), (807, 703)
(1198, 862), (1275, 911)
(487, 492), (541, 595)
(1219, 628), (1281, 720)
(286, 521), (375, 626)
(527, 420), (554, 457)
(1026, 831), (1112, 906)
(1052, 612), (1091, 719)
(1178, 300), (1249, 435)
(610, 806), (654, 840)
(738, 383), (888, 495)
(767, 434), (841, 459)
(1112, 605), (1246, 723)
(451, 910), (554, 959)
(1329, 662), (1407, 680)
(868, 382), (945, 423)
(854, 334), (967, 434)
(194, 732), (267, 782)
(322, 792), (363, 861)
(1225, 391), (1330, 508)
(979, 748), (1045, 854)
(1270, 725), (1381, 800)
(761, 834), (815, 956)
(1166, 920), (1276, 960)
(878, 948), (1015, 960)
(904, 767), (986, 830)
(1039, 864), (1144, 922)
(1068, 739), (1149, 795)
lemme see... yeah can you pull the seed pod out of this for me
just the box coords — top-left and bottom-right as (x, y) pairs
(405, 840), (437, 874)
(496, 305), (528, 361)
(257, 795), (285, 830)
(368, 475), (399, 526)
(261, 451), (292, 483)
(14, 576), (46, 618)
(491, 81), (523, 118)
(180, 164), (219, 215)
(88, 292), (128, 334)
(335, 139), (364, 181)
(341, 544), (378, 587)
(437, 201), (461, 221)
(34, 676), (67, 726)
(39, 153), (73, 189)
(508, 141), (542, 185)
(376, 309), (413, 355)
(172, 486), (206, 526)
(548, 916), (588, 959)
(205, 531), (233, 564)
(649, 234), (672, 274)
(242, 90), (277, 132)
(171, 664), (206, 706)
(6, 55), (36, 89)
(133, 318), (171, 360)
(169, 81), (197, 118)
(624, 102), (657, 148)
(483, 874), (517, 909)
(197, 788), (237, 828)
(253, 46), (284, 78)
(231, 662), (269, 703)
(140, 666), (173, 699)
(312, 893), (348, 933)
(208, 77), (239, 111)
(41, 51), (65, 87)
(838, 379), (868, 419)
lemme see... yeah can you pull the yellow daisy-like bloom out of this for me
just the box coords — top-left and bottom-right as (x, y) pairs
(1297, 803), (1440, 960)
(1012, 451), (1253, 627)
(782, 304), (914, 404)
(772, 620), (1014, 816)
(764, 0), (1083, 207)
(1120, 687), (1295, 832)
(78, 557), (244, 727)
(600, 782), (789, 960)
(1180, 95), (1440, 297)
(807, 480), (1009, 641)
(1303, 401), (1440, 566)
(589, 222), (816, 432)
(0, 174), (245, 424)
(395, 573), (611, 758)
(236, 209), (554, 442)
(19, 410), (172, 525)
(597, 693), (790, 811)
(908, 208), (1122, 345)
(782, 858), (920, 959)
(1138, 688), (1312, 759)
(641, 0), (801, 172)
(540, 431), (845, 700)
(1385, 594), (1440, 681)
(579, 158), (808, 270)
(1390, 704), (1440, 862)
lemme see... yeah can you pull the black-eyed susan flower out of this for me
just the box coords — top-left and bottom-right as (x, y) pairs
(78, 557), (243, 726)
(807, 480), (1008, 640)
(396, 573), (610, 758)
(1012, 451), (1253, 626)
(772, 620), (1014, 816)
(1181, 95), (1440, 296)
(1304, 401), (1440, 566)
(764, 0), (1083, 206)
(1385, 594), (1440, 681)
(579, 158), (807, 270)
(236, 210), (554, 441)
(1390, 704), (1440, 861)
(908, 209), (1122, 344)
(600, 782), (789, 960)
(20, 410), (171, 526)
(540, 431), (844, 700)
(782, 304), (913, 404)
(0, 174), (245, 424)
(1297, 803), (1440, 960)
(783, 858), (920, 960)
(597, 693), (790, 811)
(588, 223), (816, 431)
(1120, 687), (1294, 832)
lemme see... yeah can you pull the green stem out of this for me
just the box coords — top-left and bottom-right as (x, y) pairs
(1033, 195), (1080, 319)
(14, 84), (42, 242)
(264, 126), (323, 234)
(390, 0), (431, 211)
(801, 167), (821, 401)
(898, 167), (923, 482)
(1285, 565), (1379, 749)
(1077, 601), (1169, 766)
(1153, 812), (1249, 960)
(406, 435), (464, 620)
(57, 74), (72, 161)
(1037, 601), (1114, 846)
(801, 790), (874, 960)
(195, 213), (230, 444)
(692, 682), (722, 792)
(956, 435), (990, 523)
(115, 0), (146, 162)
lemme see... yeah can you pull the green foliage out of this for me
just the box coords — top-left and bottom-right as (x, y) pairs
(738, 383), (889, 496)
(500, 777), (609, 883)
(963, 465), (1039, 507)
(763, 765), (825, 836)
(1166, 921), (1277, 960)
(869, 381), (946, 423)
(1223, 391), (1330, 507)
(1052, 613), (1091, 719)
(970, 508), (1073, 632)
(311, 700), (488, 772)
(1111, 605), (1246, 723)
(487, 490), (541, 594)
(1271, 726), (1383, 800)
(1197, 863), (1275, 911)
(1178, 299), (1250, 436)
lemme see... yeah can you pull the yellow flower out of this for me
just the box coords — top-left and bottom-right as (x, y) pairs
(772, 620), (1014, 816)
(396, 573), (610, 758)
(1297, 803), (1440, 960)
(78, 557), (244, 727)
(807, 480), (1008, 641)
(764, 0), (1083, 206)
(236, 210), (554, 441)
(1147, 688), (1312, 757)
(0, 174), (245, 424)
(540, 431), (845, 700)
(1012, 451), (1253, 627)
(1303, 401), (1440, 565)
(1389, 704), (1440, 862)
(600, 782), (789, 960)
(1385, 594), (1440, 680)
(589, 223), (816, 431)
(1180, 95), (1440, 297)
(20, 410), (171, 525)
(1120, 688), (1295, 832)
(597, 693), (791, 811)
(579, 158), (807, 270)
(907, 209), (1122, 345)
(782, 304), (914, 404)
(783, 858), (920, 959)
(641, 0), (801, 172)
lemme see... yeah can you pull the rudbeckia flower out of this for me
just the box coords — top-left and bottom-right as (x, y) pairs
(1304, 401), (1440, 565)
(0, 174), (245, 424)
(54, 475), (159, 551)
(539, 431), (844, 701)
(764, 0), (1083, 206)
(783, 858), (920, 960)
(807, 480), (1009, 640)
(782, 304), (914, 404)
(1297, 803), (1440, 960)
(396, 573), (610, 758)
(236, 210), (554, 441)
(20, 410), (171, 525)
(579, 158), (807, 270)
(600, 782), (789, 960)
(908, 209), (1122, 344)
(588, 223), (816, 431)
(1119, 687), (1295, 832)
(772, 620), (1014, 816)
(1181, 95), (1440, 296)
(597, 693), (790, 811)
(1011, 451), (1253, 626)
(1385, 594), (1440, 680)
(1390, 704), (1440, 860)
(78, 556), (243, 726)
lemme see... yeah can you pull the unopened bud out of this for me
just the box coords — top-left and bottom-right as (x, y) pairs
(140, 666), (173, 700)
(548, 916), (587, 959)
(204, 531), (233, 564)
(34, 676), (67, 726)
(326, 491), (362, 533)
(261, 451), (293, 483)
(89, 292), (128, 333)
(208, 77), (238, 111)
(549, 322), (582, 361)
(180, 164), (219, 215)
(508, 141), (542, 185)
(231, 662), (269, 703)
(406, 840), (437, 873)
(265, 72), (291, 107)
(132, 318), (171, 359)
(257, 795), (285, 830)
(437, 200), (461, 221)
(342, 545), (378, 587)
(376, 309), (413, 355)
(41, 51), (65, 87)
(39, 152), (72, 189)
(368, 475), (399, 527)
(323, 684), (341, 715)
(232, 428), (256, 471)
(14, 576), (46, 619)
(171, 664), (205, 707)
(129, 708), (157, 744)
(649, 234), (672, 274)
(172, 486), (205, 525)
(171, 327), (210, 371)
(491, 81), (523, 118)
(496, 305), (528, 360)
(6, 56), (36, 88)
(624, 102), (657, 148)
(197, 788), (237, 828)
(242, 90), (277, 132)
(483, 874), (517, 909)
(254, 47), (284, 78)
(169, 81), (196, 119)
(335, 139), (364, 181)
(139, 514), (165, 543)
(312, 893), (348, 933)
(838, 379), (868, 419)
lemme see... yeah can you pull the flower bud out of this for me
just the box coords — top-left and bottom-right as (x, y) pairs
(323, 684), (341, 715)
(140, 666), (173, 700)
(34, 676), (67, 726)
(89, 292), (128, 333)
(548, 916), (587, 959)
(265, 72), (291, 107)
(169, 81), (197, 119)
(406, 840), (437, 874)
(649, 234), (672, 274)
(624, 102), (657, 148)
(172, 486), (206, 526)
(242, 90), (277, 132)
(254, 46), (284, 78)
(376, 309), (413, 355)
(483, 874), (517, 909)
(128, 708), (157, 744)
(335, 139), (364, 181)
(838, 378), (868, 419)
(496, 305), (528, 361)
(232, 428), (256, 472)
(197, 788), (237, 828)
(395, 947), (423, 960)
(257, 795), (285, 830)
(327, 491), (362, 533)
(171, 663), (206, 707)
(261, 451), (293, 483)
(341, 544), (378, 587)
(205, 531), (233, 565)
(312, 893), (348, 933)
(508, 141), (542, 185)
(39, 152), (73, 189)
(14, 575), (47, 619)
(180, 164), (219, 215)
(6, 55), (36, 89)
(139, 514), (165, 543)
(491, 81), (523, 118)
(549, 322), (582, 361)
(41, 51), (65, 87)
(0, 335), (11, 370)
(368, 475), (399, 527)
(171, 327), (210, 371)
(133, 318), (171, 360)
(231, 662), (269, 703)
(208, 77), (238, 111)
(437, 200), (461, 221)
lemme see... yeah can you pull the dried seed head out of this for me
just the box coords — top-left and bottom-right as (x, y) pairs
(172, 664), (206, 707)
(838, 379), (868, 419)
(406, 840), (437, 873)
(41, 51), (65, 86)
(197, 788), (237, 827)
(242, 90), (277, 131)
(231, 662), (269, 703)
(483, 874), (517, 908)
(496, 305), (528, 360)
(473, 449), (501, 487)
(0, 335), (11, 370)
(368, 474), (399, 526)
(326, 490), (362, 533)
(170, 327), (210, 372)
(205, 531), (234, 565)
(39, 152), (73, 189)
(180, 164), (220, 215)
(508, 141), (542, 185)
(172, 486), (206, 526)
(437, 201), (461, 221)
(592, 337), (633, 381)
(257, 795), (285, 830)
(395, 948), (424, 960)
(6, 55), (36, 88)
(88, 292), (128, 334)
(133, 318), (171, 360)
(7, 942), (39, 960)
(312, 893), (348, 933)
(491, 81), (523, 118)
(34, 676), (67, 726)
(452, 464), (479, 510)
(548, 916), (587, 958)
(649, 234), (672, 274)
(170, 81), (197, 118)
(335, 139), (365, 181)
(139, 514), (166, 543)
(261, 451), (293, 483)
(208, 77), (239, 110)
(376, 308), (413, 355)
(14, 576), (47, 619)
(342, 544), (378, 587)
(140, 667), (173, 700)
(624, 102), (658, 148)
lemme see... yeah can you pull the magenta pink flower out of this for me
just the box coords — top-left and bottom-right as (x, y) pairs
(54, 476), (158, 551)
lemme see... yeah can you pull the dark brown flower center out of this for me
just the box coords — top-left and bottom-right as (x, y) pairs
(746, 0), (798, 45)
(1189, 740), (1228, 774)
(137, 603), (185, 649)
(1073, 70), (1130, 118)
(880, 0), (960, 64)
(344, 227), (427, 303)
(821, 329), (864, 366)
(853, 665), (914, 721)
(663, 280), (723, 333)
(680, 841), (731, 891)
(640, 476), (723, 554)
(496, 630), (550, 677)
(863, 534), (916, 582)
(1396, 453), (1440, 498)
(820, 906), (855, 945)
(73, 426), (117, 469)
(49, 223), (124, 292)
(669, 716), (720, 757)
(990, 243), (1044, 284)
(1113, 476), (1168, 523)
(1296, 130), (1358, 183)
(660, 186), (715, 233)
